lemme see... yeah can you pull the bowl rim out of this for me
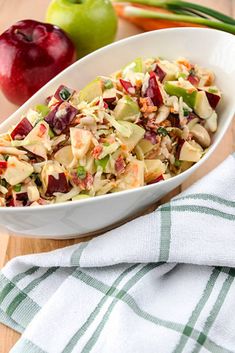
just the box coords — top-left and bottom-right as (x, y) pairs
(0, 27), (234, 212)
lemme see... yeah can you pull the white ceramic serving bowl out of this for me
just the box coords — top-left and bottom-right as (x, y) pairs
(0, 28), (234, 239)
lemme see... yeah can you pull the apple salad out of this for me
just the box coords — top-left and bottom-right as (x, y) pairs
(0, 57), (221, 207)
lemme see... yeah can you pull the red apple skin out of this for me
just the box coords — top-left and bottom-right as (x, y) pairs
(155, 65), (166, 83)
(0, 20), (76, 105)
(46, 173), (69, 196)
(205, 91), (220, 110)
(144, 71), (163, 107)
(10, 117), (33, 140)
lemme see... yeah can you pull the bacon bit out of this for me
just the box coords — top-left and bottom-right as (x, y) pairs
(37, 124), (47, 138)
(71, 172), (93, 190)
(139, 97), (157, 118)
(120, 144), (128, 152)
(0, 161), (7, 174)
(92, 145), (103, 159)
(7, 198), (23, 207)
(188, 74), (199, 86)
(115, 155), (125, 175)
(38, 198), (48, 205)
(177, 59), (192, 70)
(147, 174), (164, 185)
(160, 120), (171, 128)
(135, 80), (142, 89)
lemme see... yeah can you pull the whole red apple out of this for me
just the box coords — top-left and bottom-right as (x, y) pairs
(0, 19), (76, 105)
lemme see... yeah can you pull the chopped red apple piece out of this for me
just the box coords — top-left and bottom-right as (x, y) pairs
(24, 121), (50, 160)
(45, 102), (78, 135)
(10, 117), (33, 140)
(144, 72), (163, 107)
(0, 161), (7, 174)
(144, 159), (166, 183)
(194, 91), (213, 120)
(188, 74), (200, 87)
(103, 88), (117, 104)
(147, 175), (164, 184)
(41, 162), (69, 196)
(3, 156), (33, 185)
(198, 87), (221, 110)
(155, 64), (166, 83)
(54, 85), (75, 101)
(119, 79), (136, 95)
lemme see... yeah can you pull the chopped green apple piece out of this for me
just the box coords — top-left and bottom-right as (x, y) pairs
(72, 194), (91, 201)
(78, 78), (103, 103)
(3, 156), (33, 186)
(164, 80), (197, 108)
(179, 141), (203, 162)
(115, 159), (144, 191)
(144, 159), (166, 183)
(114, 96), (140, 122)
(123, 57), (143, 74)
(117, 121), (145, 151)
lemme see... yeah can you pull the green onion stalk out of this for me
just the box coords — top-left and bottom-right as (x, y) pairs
(115, 0), (235, 25)
(121, 7), (235, 34)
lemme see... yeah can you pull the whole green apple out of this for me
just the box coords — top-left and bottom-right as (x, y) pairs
(46, 0), (118, 58)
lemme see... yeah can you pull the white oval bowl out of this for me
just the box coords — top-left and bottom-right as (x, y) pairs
(0, 28), (234, 239)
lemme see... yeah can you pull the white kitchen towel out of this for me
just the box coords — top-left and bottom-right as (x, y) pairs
(0, 154), (235, 353)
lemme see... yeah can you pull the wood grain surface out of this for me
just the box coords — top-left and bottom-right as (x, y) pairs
(0, 1), (234, 352)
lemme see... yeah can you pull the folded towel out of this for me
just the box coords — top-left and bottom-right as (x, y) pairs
(0, 154), (235, 353)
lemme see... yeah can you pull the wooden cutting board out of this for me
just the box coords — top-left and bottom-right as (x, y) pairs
(0, 1), (234, 352)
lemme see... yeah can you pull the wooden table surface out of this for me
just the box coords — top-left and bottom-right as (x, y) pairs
(0, 1), (234, 352)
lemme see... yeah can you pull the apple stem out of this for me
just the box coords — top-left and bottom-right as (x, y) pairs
(14, 29), (33, 42)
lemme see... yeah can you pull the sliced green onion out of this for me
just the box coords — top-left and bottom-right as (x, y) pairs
(183, 108), (189, 117)
(77, 166), (86, 179)
(14, 184), (22, 192)
(174, 159), (181, 167)
(95, 155), (110, 170)
(208, 88), (218, 93)
(59, 87), (71, 101)
(157, 127), (168, 136)
(104, 80), (113, 89)
(178, 73), (187, 79)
